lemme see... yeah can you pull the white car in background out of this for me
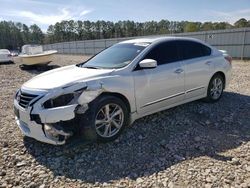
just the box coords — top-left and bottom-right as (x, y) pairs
(14, 37), (232, 145)
(0, 49), (13, 63)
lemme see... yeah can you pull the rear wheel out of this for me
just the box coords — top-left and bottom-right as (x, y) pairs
(205, 74), (224, 102)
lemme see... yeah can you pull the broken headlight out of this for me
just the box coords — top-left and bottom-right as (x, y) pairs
(43, 93), (74, 108)
(43, 88), (86, 108)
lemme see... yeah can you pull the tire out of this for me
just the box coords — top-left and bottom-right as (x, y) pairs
(204, 74), (224, 103)
(81, 95), (129, 142)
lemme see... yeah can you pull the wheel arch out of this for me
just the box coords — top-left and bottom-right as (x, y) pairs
(211, 71), (226, 89)
(98, 92), (131, 113)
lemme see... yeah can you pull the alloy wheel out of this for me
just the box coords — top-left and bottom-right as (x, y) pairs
(210, 77), (223, 100)
(95, 103), (124, 138)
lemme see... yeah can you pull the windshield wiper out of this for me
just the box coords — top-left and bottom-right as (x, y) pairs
(84, 66), (99, 69)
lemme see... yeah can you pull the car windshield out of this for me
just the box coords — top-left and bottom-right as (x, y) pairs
(80, 43), (149, 69)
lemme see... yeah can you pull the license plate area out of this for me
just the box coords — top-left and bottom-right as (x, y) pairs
(19, 120), (31, 134)
(14, 105), (30, 124)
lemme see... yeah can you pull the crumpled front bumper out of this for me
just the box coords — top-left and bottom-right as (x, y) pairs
(14, 99), (78, 145)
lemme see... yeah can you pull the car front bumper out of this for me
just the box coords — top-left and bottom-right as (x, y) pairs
(14, 99), (77, 145)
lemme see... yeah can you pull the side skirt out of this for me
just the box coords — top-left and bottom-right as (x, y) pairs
(129, 93), (207, 124)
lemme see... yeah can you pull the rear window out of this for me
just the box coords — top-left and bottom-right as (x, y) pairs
(176, 40), (211, 60)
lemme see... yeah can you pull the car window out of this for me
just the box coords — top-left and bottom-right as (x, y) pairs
(81, 43), (148, 69)
(176, 40), (211, 60)
(143, 41), (180, 65)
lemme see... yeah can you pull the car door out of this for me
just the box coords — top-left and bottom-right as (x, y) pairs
(133, 41), (185, 115)
(176, 40), (213, 99)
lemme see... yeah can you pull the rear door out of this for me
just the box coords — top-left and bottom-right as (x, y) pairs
(176, 40), (213, 99)
(133, 41), (185, 115)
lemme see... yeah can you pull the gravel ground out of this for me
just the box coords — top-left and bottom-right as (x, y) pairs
(0, 55), (250, 188)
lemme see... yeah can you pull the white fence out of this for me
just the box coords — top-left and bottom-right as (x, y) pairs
(43, 28), (250, 59)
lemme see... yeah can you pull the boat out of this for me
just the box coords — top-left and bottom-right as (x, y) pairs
(14, 45), (57, 66)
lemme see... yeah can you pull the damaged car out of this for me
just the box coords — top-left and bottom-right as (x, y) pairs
(14, 37), (232, 145)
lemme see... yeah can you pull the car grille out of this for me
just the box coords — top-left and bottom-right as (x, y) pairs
(18, 91), (39, 108)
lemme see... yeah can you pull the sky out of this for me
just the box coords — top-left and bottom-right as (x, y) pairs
(1, 0), (250, 31)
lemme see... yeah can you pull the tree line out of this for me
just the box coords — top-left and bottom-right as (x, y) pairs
(0, 22), (43, 50)
(0, 18), (250, 50)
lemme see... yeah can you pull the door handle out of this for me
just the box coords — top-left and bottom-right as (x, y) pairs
(205, 61), (212, 65)
(174, 68), (184, 74)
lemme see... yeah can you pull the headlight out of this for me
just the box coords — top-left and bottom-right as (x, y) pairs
(43, 87), (86, 108)
(43, 93), (74, 108)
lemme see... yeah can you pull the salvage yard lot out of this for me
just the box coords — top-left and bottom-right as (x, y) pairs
(0, 55), (250, 188)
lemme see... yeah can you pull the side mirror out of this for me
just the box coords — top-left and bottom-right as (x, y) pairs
(139, 59), (157, 69)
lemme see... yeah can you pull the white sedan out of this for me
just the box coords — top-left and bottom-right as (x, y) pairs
(14, 37), (232, 145)
(0, 49), (13, 63)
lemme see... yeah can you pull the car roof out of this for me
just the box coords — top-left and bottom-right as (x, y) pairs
(0, 49), (10, 53)
(120, 36), (205, 45)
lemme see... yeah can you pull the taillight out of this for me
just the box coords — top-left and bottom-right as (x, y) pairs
(224, 56), (232, 65)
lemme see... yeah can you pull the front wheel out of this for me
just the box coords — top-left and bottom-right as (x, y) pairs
(204, 74), (224, 103)
(82, 95), (129, 142)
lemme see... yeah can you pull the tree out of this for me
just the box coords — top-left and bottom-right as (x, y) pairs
(234, 18), (249, 28)
(201, 22), (214, 31)
(30, 24), (44, 44)
(184, 22), (199, 32)
(22, 24), (31, 44)
(45, 25), (55, 43)
(83, 21), (93, 40)
(158, 20), (170, 34)
(0, 21), (28, 49)
(213, 22), (232, 30)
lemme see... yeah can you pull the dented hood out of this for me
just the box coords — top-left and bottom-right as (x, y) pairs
(23, 65), (114, 90)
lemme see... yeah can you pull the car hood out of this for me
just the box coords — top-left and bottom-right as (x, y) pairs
(23, 65), (114, 90)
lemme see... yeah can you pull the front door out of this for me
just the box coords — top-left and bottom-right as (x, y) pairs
(133, 41), (185, 115)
